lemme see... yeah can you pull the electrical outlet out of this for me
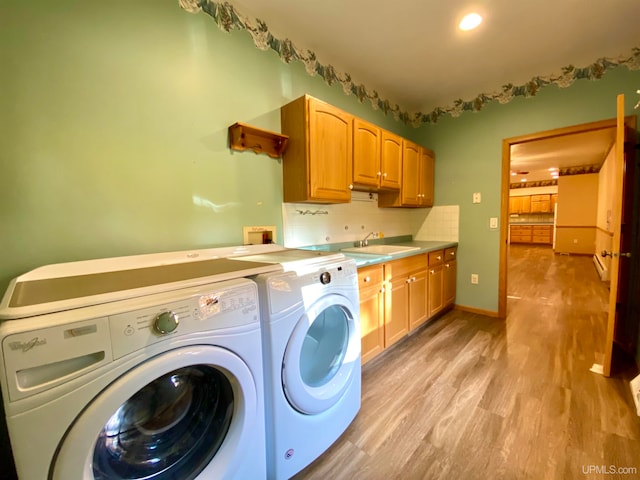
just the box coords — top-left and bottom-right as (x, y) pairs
(471, 273), (479, 284)
(489, 217), (498, 229)
(472, 192), (481, 204)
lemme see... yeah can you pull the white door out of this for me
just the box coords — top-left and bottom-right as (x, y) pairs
(282, 294), (360, 414)
(51, 345), (257, 479)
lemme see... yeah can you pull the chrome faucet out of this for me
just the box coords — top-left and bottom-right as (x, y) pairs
(356, 232), (375, 247)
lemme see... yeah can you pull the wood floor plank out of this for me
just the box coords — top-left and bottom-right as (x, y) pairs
(294, 246), (640, 480)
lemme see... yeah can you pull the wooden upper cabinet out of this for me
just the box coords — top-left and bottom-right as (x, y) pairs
(378, 141), (434, 208)
(420, 147), (435, 207)
(281, 95), (353, 203)
(352, 121), (401, 191)
(352, 118), (381, 189)
(380, 130), (402, 190)
(530, 194), (551, 213)
(400, 140), (421, 206)
(509, 195), (531, 214)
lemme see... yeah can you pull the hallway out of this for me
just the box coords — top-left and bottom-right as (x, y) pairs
(295, 246), (640, 479)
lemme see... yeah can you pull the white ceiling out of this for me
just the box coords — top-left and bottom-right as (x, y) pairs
(510, 127), (616, 182)
(224, 0), (638, 181)
(228, 0), (639, 113)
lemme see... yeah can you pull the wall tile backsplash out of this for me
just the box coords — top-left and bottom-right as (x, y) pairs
(414, 205), (460, 242)
(282, 192), (459, 247)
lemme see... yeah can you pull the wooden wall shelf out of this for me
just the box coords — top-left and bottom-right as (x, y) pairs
(228, 122), (289, 158)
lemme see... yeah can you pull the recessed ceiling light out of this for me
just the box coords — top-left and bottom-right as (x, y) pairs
(548, 167), (558, 171)
(520, 178), (527, 182)
(510, 172), (517, 176)
(459, 13), (482, 31)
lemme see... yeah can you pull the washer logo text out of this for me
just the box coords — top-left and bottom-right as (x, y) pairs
(9, 337), (47, 352)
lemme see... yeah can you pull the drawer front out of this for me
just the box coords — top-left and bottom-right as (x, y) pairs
(358, 264), (383, 289)
(532, 235), (551, 244)
(444, 247), (457, 261)
(510, 225), (532, 234)
(428, 250), (444, 266)
(532, 225), (552, 234)
(386, 254), (428, 279)
(511, 235), (532, 243)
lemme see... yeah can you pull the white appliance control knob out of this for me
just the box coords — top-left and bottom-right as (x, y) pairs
(154, 311), (179, 335)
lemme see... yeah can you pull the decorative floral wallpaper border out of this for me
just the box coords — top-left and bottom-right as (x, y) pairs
(510, 164), (602, 188)
(180, 0), (640, 126)
(510, 180), (558, 189)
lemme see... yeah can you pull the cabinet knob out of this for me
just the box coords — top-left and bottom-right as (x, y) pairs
(349, 184), (353, 190)
(437, 256), (441, 261)
(382, 172), (388, 178)
(363, 276), (371, 283)
(430, 269), (435, 274)
(445, 264), (450, 268)
(377, 171), (382, 177)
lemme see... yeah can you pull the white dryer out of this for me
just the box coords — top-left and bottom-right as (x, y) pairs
(0, 255), (279, 480)
(253, 256), (361, 480)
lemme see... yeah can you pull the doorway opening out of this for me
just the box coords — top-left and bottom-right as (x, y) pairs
(499, 113), (639, 377)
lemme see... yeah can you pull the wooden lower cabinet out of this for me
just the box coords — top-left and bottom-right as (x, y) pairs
(408, 270), (428, 331)
(358, 249), (456, 365)
(532, 225), (553, 244)
(427, 250), (444, 317)
(358, 265), (385, 364)
(385, 274), (410, 348)
(510, 224), (552, 244)
(444, 249), (457, 307)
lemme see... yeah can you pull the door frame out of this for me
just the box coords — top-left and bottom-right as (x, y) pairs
(499, 116), (636, 318)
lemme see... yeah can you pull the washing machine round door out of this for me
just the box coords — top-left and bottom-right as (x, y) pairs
(282, 294), (360, 414)
(51, 345), (257, 480)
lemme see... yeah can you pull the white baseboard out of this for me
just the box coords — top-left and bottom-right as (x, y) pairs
(592, 254), (609, 282)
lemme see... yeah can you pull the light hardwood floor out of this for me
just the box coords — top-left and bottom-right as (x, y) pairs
(294, 245), (640, 480)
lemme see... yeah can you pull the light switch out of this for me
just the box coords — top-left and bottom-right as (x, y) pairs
(490, 217), (498, 229)
(473, 192), (481, 204)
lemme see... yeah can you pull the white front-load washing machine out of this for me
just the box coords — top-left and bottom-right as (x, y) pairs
(253, 256), (361, 480)
(0, 255), (278, 480)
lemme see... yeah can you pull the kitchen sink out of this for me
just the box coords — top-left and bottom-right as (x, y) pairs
(341, 245), (421, 256)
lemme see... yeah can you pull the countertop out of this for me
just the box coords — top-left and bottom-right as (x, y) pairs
(509, 222), (554, 226)
(300, 236), (458, 267)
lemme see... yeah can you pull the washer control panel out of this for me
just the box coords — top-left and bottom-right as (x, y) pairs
(109, 279), (258, 359)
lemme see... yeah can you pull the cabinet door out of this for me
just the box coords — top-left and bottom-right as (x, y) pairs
(401, 140), (421, 206)
(359, 285), (384, 364)
(511, 196), (521, 213)
(385, 276), (409, 347)
(308, 98), (353, 202)
(521, 196), (531, 213)
(353, 118), (381, 188)
(444, 260), (457, 306)
(358, 266), (385, 364)
(428, 265), (444, 318)
(419, 148), (435, 207)
(408, 270), (428, 331)
(380, 130), (402, 190)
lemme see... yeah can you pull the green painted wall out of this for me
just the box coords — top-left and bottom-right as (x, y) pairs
(0, 0), (411, 292)
(2, 0), (639, 361)
(416, 66), (639, 351)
